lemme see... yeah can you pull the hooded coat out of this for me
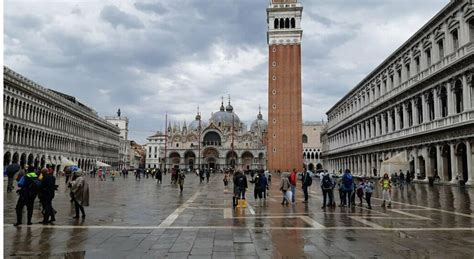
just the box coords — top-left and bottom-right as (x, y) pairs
(71, 172), (90, 206)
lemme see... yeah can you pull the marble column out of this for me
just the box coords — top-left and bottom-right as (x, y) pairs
(436, 145), (444, 182)
(466, 140), (473, 185)
(433, 87), (441, 119)
(387, 111), (393, 133)
(413, 148), (419, 179)
(421, 93), (429, 123)
(403, 103), (409, 129)
(412, 99), (419, 126)
(462, 74), (471, 111)
(423, 147), (431, 181)
(381, 114), (386, 135)
(375, 116), (380, 137)
(450, 143), (458, 183)
(447, 81), (455, 116)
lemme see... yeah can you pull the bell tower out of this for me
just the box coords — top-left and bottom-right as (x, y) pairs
(267, 0), (303, 172)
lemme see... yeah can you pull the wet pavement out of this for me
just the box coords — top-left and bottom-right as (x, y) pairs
(4, 174), (474, 258)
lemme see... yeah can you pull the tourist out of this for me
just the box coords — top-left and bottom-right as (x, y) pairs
(6, 164), (20, 193)
(257, 170), (269, 202)
(206, 169), (210, 183)
(320, 170), (334, 208)
(341, 169), (354, 207)
(250, 171), (262, 200)
(301, 170), (312, 203)
(356, 179), (365, 207)
(199, 169), (204, 183)
(399, 170), (405, 189)
(156, 168), (162, 184)
(233, 171), (248, 208)
(39, 168), (57, 224)
(111, 171), (116, 181)
(280, 173), (291, 206)
(364, 177), (374, 209)
(14, 166), (41, 226)
(177, 171), (185, 193)
(64, 166), (72, 184)
(223, 173), (229, 193)
(379, 173), (392, 208)
(289, 169), (297, 204)
(71, 170), (89, 219)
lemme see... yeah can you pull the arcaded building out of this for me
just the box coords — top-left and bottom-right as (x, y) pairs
(302, 122), (326, 171)
(267, 0), (304, 172)
(322, 0), (474, 185)
(164, 100), (267, 171)
(3, 67), (121, 171)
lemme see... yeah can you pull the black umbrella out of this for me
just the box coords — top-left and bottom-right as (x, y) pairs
(6, 164), (20, 177)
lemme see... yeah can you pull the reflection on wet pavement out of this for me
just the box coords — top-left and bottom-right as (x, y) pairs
(4, 174), (474, 258)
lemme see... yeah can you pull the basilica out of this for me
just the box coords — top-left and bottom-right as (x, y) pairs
(164, 99), (267, 171)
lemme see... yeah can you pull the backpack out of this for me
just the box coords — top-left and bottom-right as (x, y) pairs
(322, 174), (331, 189)
(342, 173), (353, 189)
(236, 175), (244, 187)
(306, 175), (313, 186)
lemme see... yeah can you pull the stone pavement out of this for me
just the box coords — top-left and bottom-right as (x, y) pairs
(3, 173), (474, 258)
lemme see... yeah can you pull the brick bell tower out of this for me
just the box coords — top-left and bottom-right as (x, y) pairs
(267, 0), (303, 172)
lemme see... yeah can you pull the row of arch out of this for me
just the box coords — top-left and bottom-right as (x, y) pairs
(330, 76), (470, 149)
(274, 17), (296, 29)
(303, 151), (322, 160)
(3, 151), (115, 172)
(4, 122), (119, 157)
(4, 92), (118, 146)
(327, 140), (472, 184)
(167, 149), (265, 170)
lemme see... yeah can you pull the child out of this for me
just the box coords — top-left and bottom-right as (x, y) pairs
(364, 178), (374, 209)
(111, 171), (116, 181)
(379, 173), (392, 208)
(356, 179), (365, 207)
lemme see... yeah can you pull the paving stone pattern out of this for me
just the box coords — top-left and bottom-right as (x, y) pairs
(4, 173), (474, 258)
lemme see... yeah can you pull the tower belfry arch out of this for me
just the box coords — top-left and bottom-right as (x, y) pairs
(266, 0), (303, 172)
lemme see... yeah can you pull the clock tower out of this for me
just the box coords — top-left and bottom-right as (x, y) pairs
(267, 0), (303, 172)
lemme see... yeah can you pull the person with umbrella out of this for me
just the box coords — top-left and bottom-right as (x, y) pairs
(6, 163), (20, 193)
(71, 169), (89, 219)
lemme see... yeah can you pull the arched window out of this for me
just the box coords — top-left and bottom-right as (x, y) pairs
(440, 86), (448, 117)
(302, 134), (308, 143)
(291, 18), (295, 28)
(285, 18), (290, 28)
(274, 18), (279, 29)
(280, 18), (284, 28)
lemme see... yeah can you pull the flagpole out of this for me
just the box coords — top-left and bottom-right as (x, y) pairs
(164, 112), (168, 173)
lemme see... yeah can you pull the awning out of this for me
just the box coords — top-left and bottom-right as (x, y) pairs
(96, 161), (112, 167)
(380, 151), (409, 175)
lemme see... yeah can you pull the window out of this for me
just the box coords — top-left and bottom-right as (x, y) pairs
(274, 18), (279, 29)
(291, 18), (295, 28)
(452, 29), (459, 51)
(302, 134), (308, 143)
(425, 48), (431, 67)
(397, 70), (402, 85)
(469, 19), (474, 41)
(389, 75), (394, 90)
(438, 39), (444, 60)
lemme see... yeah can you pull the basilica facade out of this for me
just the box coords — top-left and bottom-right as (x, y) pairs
(322, 0), (474, 186)
(164, 100), (267, 171)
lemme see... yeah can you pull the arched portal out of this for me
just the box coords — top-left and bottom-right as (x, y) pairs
(454, 80), (463, 113)
(184, 151), (196, 170)
(203, 147), (219, 170)
(226, 151), (238, 169)
(203, 131), (221, 146)
(241, 152), (254, 171)
(40, 155), (46, 169)
(456, 143), (468, 183)
(4, 152), (11, 166)
(316, 163), (323, 170)
(417, 156), (426, 179)
(20, 153), (27, 168)
(27, 154), (34, 166)
(441, 145), (452, 181)
(428, 146), (437, 178)
(169, 152), (181, 169)
(12, 152), (19, 164)
(308, 163), (314, 172)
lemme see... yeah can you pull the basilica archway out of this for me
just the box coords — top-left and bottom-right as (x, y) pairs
(241, 151), (254, 171)
(169, 152), (181, 169)
(184, 151), (196, 170)
(226, 151), (238, 169)
(203, 147), (219, 170)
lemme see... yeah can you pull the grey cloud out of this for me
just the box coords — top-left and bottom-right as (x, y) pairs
(100, 5), (144, 29)
(134, 2), (168, 15)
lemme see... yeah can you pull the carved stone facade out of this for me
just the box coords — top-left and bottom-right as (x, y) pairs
(322, 0), (474, 186)
(164, 100), (267, 171)
(3, 67), (121, 172)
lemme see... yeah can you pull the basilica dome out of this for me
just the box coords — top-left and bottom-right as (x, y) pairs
(188, 113), (207, 130)
(210, 101), (241, 127)
(250, 110), (267, 132)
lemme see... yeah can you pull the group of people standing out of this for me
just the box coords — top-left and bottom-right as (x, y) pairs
(9, 165), (89, 226)
(279, 169), (313, 205)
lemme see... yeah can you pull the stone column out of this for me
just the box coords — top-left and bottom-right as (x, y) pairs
(412, 99), (419, 126)
(421, 92), (429, 123)
(436, 145), (447, 181)
(423, 147), (431, 181)
(413, 148), (419, 179)
(403, 103), (410, 128)
(462, 74), (471, 111)
(375, 116), (380, 136)
(433, 87), (441, 119)
(381, 113), (386, 135)
(450, 143), (458, 183)
(465, 140), (473, 185)
(447, 81), (455, 116)
(395, 106), (401, 130)
(387, 111), (393, 133)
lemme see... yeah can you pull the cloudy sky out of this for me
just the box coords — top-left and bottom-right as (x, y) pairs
(5, 0), (448, 143)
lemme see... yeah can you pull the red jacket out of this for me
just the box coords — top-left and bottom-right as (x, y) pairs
(290, 171), (297, 186)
